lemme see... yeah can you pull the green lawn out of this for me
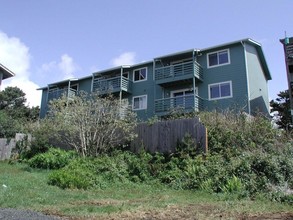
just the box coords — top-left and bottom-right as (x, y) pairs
(0, 161), (292, 220)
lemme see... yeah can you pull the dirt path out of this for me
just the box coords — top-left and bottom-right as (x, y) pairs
(64, 204), (293, 220)
(2, 206), (293, 220)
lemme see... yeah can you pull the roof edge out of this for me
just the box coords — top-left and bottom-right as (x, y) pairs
(0, 63), (15, 79)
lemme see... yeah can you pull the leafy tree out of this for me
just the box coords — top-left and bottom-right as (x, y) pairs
(0, 86), (40, 138)
(0, 111), (21, 138)
(0, 86), (26, 104)
(270, 90), (291, 130)
(47, 91), (137, 157)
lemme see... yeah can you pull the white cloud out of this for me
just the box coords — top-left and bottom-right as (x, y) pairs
(0, 31), (41, 107)
(38, 54), (78, 81)
(89, 65), (99, 73)
(58, 54), (76, 79)
(111, 52), (136, 66)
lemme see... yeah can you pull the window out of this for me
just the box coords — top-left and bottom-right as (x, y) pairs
(207, 49), (230, 68)
(171, 88), (196, 109)
(209, 81), (232, 100)
(122, 72), (129, 79)
(133, 67), (147, 82)
(132, 95), (147, 110)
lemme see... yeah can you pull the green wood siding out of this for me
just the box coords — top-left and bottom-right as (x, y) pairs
(198, 44), (249, 113)
(39, 89), (48, 118)
(78, 77), (92, 93)
(38, 39), (271, 121)
(245, 44), (270, 115)
(130, 63), (155, 121)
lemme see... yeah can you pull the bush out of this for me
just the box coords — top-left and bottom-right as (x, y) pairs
(48, 158), (98, 189)
(45, 109), (293, 205)
(198, 111), (280, 153)
(28, 148), (77, 169)
(47, 92), (137, 157)
(91, 153), (130, 183)
(15, 119), (58, 160)
(220, 175), (244, 194)
(48, 150), (155, 189)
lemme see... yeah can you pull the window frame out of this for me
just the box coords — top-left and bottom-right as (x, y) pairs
(133, 67), (147, 82)
(170, 88), (197, 109)
(171, 88), (198, 97)
(122, 71), (129, 79)
(207, 49), (230, 68)
(132, 95), (147, 110)
(208, 81), (233, 100)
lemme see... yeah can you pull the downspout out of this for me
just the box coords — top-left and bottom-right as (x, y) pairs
(46, 85), (50, 117)
(67, 79), (71, 102)
(91, 74), (94, 92)
(192, 50), (196, 110)
(153, 59), (156, 114)
(241, 41), (251, 115)
(120, 66), (123, 106)
(66, 80), (70, 107)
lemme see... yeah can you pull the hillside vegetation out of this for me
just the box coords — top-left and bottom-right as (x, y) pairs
(2, 109), (293, 218)
(16, 110), (293, 204)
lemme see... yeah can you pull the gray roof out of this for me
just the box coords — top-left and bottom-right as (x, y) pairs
(0, 63), (15, 79)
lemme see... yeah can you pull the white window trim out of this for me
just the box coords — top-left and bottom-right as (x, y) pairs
(122, 71), (129, 79)
(132, 95), (147, 110)
(133, 67), (147, 82)
(70, 83), (79, 91)
(207, 49), (230, 68)
(208, 81), (233, 100)
(171, 88), (198, 97)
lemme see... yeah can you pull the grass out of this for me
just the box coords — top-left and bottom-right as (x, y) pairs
(1, 161), (293, 219)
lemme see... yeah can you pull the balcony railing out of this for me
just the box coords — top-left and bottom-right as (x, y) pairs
(155, 94), (203, 114)
(48, 88), (77, 101)
(93, 76), (132, 94)
(154, 61), (203, 83)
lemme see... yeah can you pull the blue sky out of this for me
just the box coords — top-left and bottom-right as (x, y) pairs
(0, 0), (292, 106)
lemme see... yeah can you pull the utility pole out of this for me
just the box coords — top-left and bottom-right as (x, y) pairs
(280, 35), (293, 124)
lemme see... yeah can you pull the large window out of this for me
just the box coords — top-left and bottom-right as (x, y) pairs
(133, 67), (147, 82)
(207, 49), (230, 68)
(209, 81), (232, 100)
(132, 95), (147, 110)
(171, 88), (196, 109)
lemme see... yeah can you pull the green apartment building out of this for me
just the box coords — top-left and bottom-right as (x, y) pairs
(38, 38), (272, 120)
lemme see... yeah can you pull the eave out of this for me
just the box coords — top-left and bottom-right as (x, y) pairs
(0, 63), (15, 79)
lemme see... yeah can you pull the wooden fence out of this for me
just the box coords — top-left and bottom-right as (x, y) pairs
(0, 133), (30, 160)
(131, 117), (207, 154)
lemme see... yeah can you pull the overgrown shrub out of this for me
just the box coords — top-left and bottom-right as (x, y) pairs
(46, 110), (293, 205)
(48, 158), (98, 189)
(47, 92), (137, 157)
(15, 119), (57, 160)
(48, 150), (157, 189)
(198, 111), (280, 153)
(28, 148), (77, 169)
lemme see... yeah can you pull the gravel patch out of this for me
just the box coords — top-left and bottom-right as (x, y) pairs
(0, 208), (63, 220)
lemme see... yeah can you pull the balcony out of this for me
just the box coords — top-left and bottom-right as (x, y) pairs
(154, 61), (203, 85)
(48, 88), (76, 101)
(93, 76), (132, 94)
(155, 94), (203, 115)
